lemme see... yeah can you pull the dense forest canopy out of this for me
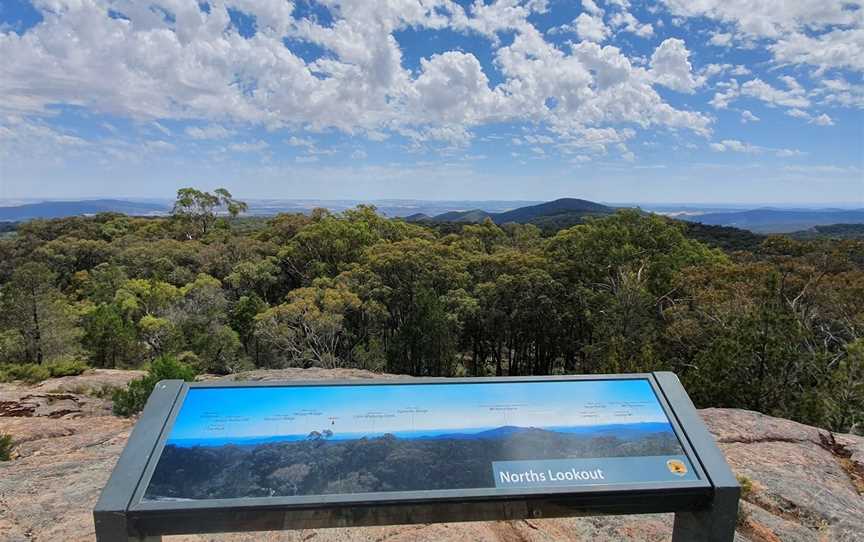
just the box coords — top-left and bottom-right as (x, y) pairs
(0, 188), (862, 434)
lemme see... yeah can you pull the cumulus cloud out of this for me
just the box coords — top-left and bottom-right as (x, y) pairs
(786, 109), (835, 125)
(710, 138), (804, 157)
(555, 126), (637, 154)
(0, 116), (89, 154)
(710, 139), (760, 153)
(740, 110), (759, 123)
(811, 113), (835, 126)
(778, 75), (804, 94)
(649, 38), (703, 93)
(489, 24), (712, 138)
(185, 124), (234, 140)
(573, 13), (611, 42)
(710, 79), (739, 109)
(708, 32), (732, 47)
(144, 140), (175, 152)
(741, 78), (810, 108)
(0, 0), (712, 153)
(286, 136), (314, 147)
(410, 51), (498, 122)
(703, 64), (750, 82)
(662, 0), (858, 38)
(229, 140), (269, 152)
(609, 11), (653, 38)
(662, 0), (864, 72)
(701, 64), (730, 78)
(525, 134), (555, 145)
(819, 77), (864, 109)
(771, 29), (864, 73)
(581, 0), (604, 17)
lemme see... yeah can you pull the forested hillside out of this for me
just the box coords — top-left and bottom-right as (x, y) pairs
(790, 223), (864, 240)
(0, 189), (862, 433)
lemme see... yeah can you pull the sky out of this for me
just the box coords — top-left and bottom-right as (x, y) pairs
(167, 379), (671, 440)
(0, 0), (862, 204)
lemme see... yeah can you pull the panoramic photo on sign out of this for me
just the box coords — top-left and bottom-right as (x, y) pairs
(143, 379), (698, 501)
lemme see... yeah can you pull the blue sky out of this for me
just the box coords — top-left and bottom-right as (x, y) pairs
(0, 0), (862, 204)
(167, 379), (670, 440)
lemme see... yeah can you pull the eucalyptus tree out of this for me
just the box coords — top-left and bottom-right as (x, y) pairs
(172, 187), (248, 239)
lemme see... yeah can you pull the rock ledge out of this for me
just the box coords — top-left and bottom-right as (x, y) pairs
(1, 369), (862, 541)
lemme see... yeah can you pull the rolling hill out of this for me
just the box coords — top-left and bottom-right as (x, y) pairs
(407, 198), (617, 228)
(492, 198), (614, 223)
(403, 213), (432, 222)
(677, 222), (766, 252)
(433, 209), (493, 222)
(788, 223), (864, 240)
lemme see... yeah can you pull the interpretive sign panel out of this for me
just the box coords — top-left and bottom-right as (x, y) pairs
(144, 379), (699, 501)
(94, 374), (739, 542)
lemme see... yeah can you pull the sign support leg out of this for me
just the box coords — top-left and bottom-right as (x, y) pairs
(671, 485), (739, 542)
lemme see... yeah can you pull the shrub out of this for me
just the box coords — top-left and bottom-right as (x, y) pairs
(0, 363), (51, 384)
(0, 358), (88, 383)
(0, 330), (26, 363)
(736, 475), (754, 527)
(0, 434), (13, 461)
(737, 475), (753, 500)
(112, 355), (197, 417)
(47, 357), (89, 378)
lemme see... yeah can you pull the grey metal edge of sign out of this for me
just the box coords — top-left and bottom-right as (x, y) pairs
(93, 371), (740, 542)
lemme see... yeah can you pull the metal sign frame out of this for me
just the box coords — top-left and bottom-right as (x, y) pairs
(94, 372), (739, 541)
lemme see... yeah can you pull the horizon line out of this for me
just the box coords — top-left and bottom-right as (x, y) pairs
(166, 421), (674, 444)
(1, 197), (862, 208)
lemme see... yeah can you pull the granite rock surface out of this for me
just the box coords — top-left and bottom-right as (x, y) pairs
(0, 368), (861, 542)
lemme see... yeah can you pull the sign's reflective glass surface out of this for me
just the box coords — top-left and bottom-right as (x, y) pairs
(143, 379), (698, 501)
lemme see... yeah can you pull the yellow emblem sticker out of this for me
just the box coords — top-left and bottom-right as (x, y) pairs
(666, 459), (688, 476)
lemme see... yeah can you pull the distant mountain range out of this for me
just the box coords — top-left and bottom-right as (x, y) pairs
(678, 208), (864, 234)
(418, 422), (672, 441)
(0, 197), (615, 230)
(0, 199), (538, 222)
(0, 199), (168, 221)
(408, 200), (864, 234)
(148, 422), (684, 499)
(167, 422), (673, 448)
(0, 197), (861, 234)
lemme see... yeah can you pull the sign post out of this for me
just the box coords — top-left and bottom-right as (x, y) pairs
(95, 372), (739, 541)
